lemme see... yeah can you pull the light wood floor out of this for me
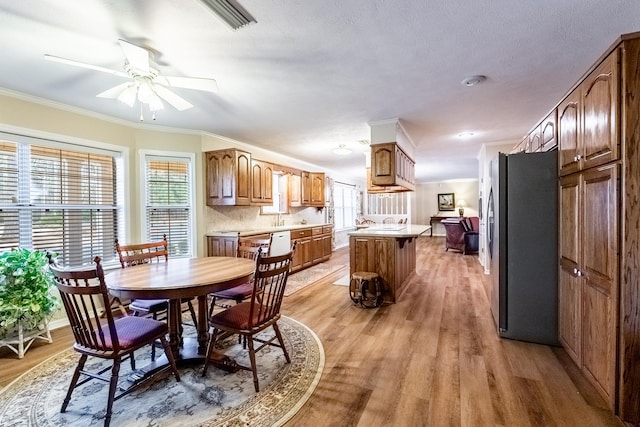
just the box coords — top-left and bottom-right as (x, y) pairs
(0, 237), (624, 426)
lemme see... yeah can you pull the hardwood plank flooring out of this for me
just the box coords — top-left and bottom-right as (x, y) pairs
(282, 236), (624, 427)
(0, 236), (625, 426)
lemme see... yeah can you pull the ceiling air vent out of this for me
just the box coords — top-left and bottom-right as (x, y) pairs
(198, 0), (256, 30)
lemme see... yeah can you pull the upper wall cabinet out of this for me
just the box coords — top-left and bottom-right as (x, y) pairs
(289, 173), (302, 207)
(250, 159), (273, 205)
(513, 109), (557, 154)
(540, 110), (557, 152)
(370, 142), (415, 192)
(559, 51), (619, 176)
(205, 149), (251, 206)
(310, 172), (325, 206)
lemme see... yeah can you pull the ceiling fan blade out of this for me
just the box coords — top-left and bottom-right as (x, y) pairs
(118, 39), (150, 73)
(163, 76), (218, 93)
(154, 85), (193, 111)
(44, 54), (129, 78)
(96, 82), (132, 98)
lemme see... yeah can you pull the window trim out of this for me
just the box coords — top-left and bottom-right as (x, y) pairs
(139, 149), (196, 257)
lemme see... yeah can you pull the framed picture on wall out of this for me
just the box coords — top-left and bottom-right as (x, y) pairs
(438, 193), (455, 211)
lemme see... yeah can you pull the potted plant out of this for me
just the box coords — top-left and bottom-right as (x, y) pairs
(0, 248), (59, 358)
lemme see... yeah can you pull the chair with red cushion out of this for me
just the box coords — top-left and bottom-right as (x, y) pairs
(50, 256), (180, 427)
(208, 235), (272, 317)
(116, 235), (198, 359)
(202, 244), (295, 392)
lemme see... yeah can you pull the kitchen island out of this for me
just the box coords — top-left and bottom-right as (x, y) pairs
(349, 224), (430, 303)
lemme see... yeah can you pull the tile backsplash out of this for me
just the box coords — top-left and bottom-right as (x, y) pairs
(205, 205), (327, 232)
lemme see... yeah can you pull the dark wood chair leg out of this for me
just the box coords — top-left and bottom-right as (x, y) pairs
(272, 322), (291, 363)
(61, 354), (88, 412)
(245, 334), (260, 392)
(202, 328), (219, 377)
(105, 359), (121, 427)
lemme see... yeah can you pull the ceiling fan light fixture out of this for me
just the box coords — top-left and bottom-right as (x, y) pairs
(116, 85), (138, 107)
(198, 0), (256, 30)
(332, 144), (352, 155)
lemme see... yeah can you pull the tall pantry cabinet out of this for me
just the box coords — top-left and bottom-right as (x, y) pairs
(556, 33), (640, 424)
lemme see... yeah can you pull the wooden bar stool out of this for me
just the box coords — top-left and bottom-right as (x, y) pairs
(349, 272), (383, 308)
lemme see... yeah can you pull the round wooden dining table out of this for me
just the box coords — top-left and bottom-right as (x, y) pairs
(106, 256), (255, 367)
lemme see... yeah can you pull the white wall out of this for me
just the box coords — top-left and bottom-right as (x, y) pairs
(412, 180), (479, 236)
(0, 92), (358, 257)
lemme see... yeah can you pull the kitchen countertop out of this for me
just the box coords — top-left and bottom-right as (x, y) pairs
(348, 224), (431, 238)
(206, 223), (332, 237)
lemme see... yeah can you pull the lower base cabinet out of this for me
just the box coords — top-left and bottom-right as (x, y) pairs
(206, 236), (238, 257)
(208, 225), (333, 274)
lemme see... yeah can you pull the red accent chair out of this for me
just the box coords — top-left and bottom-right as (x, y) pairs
(442, 217), (479, 255)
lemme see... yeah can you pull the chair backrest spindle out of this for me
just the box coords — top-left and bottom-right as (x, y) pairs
(50, 256), (121, 353)
(115, 234), (168, 268)
(246, 243), (295, 329)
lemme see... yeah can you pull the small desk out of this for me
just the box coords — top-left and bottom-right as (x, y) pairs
(106, 257), (255, 364)
(429, 216), (457, 236)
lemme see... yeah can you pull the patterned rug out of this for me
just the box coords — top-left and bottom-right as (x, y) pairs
(0, 316), (323, 427)
(284, 259), (347, 296)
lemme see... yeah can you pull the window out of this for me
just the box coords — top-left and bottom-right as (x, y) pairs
(261, 172), (288, 215)
(334, 182), (356, 230)
(367, 192), (409, 216)
(0, 134), (123, 267)
(142, 152), (195, 258)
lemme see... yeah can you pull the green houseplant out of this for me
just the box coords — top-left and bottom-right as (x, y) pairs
(0, 248), (59, 341)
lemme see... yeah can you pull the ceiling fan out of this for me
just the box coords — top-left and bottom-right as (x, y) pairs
(44, 39), (218, 118)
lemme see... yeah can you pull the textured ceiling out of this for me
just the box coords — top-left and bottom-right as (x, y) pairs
(1, 1), (640, 183)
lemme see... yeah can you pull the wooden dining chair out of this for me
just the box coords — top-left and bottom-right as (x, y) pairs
(208, 235), (272, 316)
(50, 256), (180, 427)
(202, 244), (295, 392)
(116, 235), (198, 359)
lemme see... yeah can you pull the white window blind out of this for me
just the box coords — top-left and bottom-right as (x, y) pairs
(367, 192), (408, 215)
(143, 155), (193, 258)
(334, 182), (356, 230)
(0, 138), (121, 266)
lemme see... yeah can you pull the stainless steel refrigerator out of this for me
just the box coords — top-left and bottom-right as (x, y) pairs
(487, 150), (558, 345)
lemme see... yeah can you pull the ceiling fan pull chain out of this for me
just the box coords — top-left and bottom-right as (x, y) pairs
(140, 103), (144, 122)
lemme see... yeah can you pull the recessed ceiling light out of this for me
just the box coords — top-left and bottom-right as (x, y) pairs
(332, 144), (352, 155)
(457, 132), (475, 139)
(461, 75), (486, 87)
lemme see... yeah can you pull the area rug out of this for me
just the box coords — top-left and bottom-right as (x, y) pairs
(332, 274), (350, 286)
(0, 316), (324, 427)
(284, 260), (346, 296)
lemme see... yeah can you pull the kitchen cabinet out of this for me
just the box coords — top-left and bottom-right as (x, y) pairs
(301, 171), (311, 205)
(291, 228), (312, 273)
(527, 125), (541, 152)
(559, 52), (619, 176)
(288, 173), (302, 207)
(290, 225), (332, 272)
(513, 110), (557, 154)
(206, 235), (238, 257)
(310, 172), (325, 206)
(250, 159), (273, 205)
(322, 225), (333, 260)
(559, 164), (618, 406)
(205, 149), (251, 206)
(299, 171), (325, 207)
(370, 142), (415, 191)
(545, 34), (640, 424)
(540, 110), (557, 152)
